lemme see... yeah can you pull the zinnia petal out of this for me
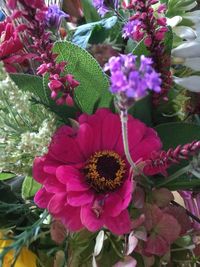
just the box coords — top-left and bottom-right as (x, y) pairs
(48, 193), (67, 214)
(105, 210), (132, 235)
(56, 165), (89, 191)
(81, 204), (105, 232)
(67, 191), (94, 207)
(34, 188), (53, 209)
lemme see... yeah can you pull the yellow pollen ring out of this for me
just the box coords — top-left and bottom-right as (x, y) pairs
(84, 150), (126, 192)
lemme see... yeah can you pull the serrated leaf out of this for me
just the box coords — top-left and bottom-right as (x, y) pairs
(22, 176), (41, 199)
(0, 173), (15, 181)
(53, 41), (112, 113)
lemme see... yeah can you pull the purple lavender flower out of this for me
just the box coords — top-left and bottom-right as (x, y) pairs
(93, 0), (119, 16)
(104, 54), (161, 102)
(122, 20), (141, 39)
(45, 5), (69, 29)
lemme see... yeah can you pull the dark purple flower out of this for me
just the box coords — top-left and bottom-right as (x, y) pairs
(93, 0), (119, 16)
(45, 5), (69, 29)
(104, 54), (161, 102)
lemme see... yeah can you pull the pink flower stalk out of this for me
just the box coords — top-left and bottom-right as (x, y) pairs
(144, 140), (200, 175)
(33, 108), (162, 235)
(123, 0), (172, 105)
(4, 0), (78, 104)
(38, 54), (79, 105)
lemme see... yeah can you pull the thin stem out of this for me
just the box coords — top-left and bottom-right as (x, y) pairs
(120, 110), (153, 186)
(156, 165), (190, 188)
(120, 110), (137, 169)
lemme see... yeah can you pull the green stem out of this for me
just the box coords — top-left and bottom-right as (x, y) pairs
(120, 110), (153, 186)
(156, 165), (190, 188)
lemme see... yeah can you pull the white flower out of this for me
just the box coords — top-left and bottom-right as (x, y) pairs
(172, 40), (200, 58)
(173, 26), (197, 41)
(167, 16), (182, 28)
(183, 57), (200, 71)
(174, 76), (200, 92)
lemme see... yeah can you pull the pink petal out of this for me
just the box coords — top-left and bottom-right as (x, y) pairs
(34, 187), (53, 209)
(144, 235), (169, 256)
(81, 204), (104, 232)
(78, 108), (111, 151)
(79, 108), (110, 124)
(105, 209), (132, 235)
(67, 191), (94, 207)
(104, 193), (125, 217)
(117, 178), (134, 210)
(77, 123), (94, 159)
(48, 193), (67, 214)
(59, 205), (83, 231)
(113, 256), (137, 267)
(49, 126), (84, 164)
(43, 158), (60, 175)
(103, 179), (133, 217)
(114, 117), (146, 157)
(44, 175), (65, 193)
(101, 113), (122, 150)
(33, 157), (46, 183)
(56, 165), (89, 191)
(131, 128), (162, 161)
(164, 206), (191, 235)
(156, 214), (181, 244)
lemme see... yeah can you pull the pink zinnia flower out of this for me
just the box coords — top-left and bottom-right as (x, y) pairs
(33, 108), (162, 235)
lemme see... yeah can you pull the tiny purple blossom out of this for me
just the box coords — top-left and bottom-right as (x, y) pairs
(93, 0), (119, 16)
(104, 54), (161, 103)
(45, 5), (69, 29)
(122, 20), (141, 39)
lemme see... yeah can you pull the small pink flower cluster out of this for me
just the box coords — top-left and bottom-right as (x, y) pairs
(37, 55), (79, 106)
(123, 0), (172, 105)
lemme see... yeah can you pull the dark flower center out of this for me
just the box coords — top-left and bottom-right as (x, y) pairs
(84, 150), (126, 193)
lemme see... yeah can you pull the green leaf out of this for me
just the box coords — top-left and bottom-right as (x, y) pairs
(72, 16), (118, 48)
(53, 41), (112, 113)
(0, 173), (15, 181)
(129, 95), (152, 126)
(155, 122), (200, 150)
(132, 39), (150, 57)
(22, 176), (41, 199)
(10, 74), (49, 104)
(164, 27), (173, 55)
(81, 0), (100, 22)
(165, 177), (200, 190)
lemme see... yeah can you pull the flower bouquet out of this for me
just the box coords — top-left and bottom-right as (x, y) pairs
(1, 0), (200, 266)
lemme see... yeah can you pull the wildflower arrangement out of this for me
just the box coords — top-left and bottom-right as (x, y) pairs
(1, 0), (200, 266)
